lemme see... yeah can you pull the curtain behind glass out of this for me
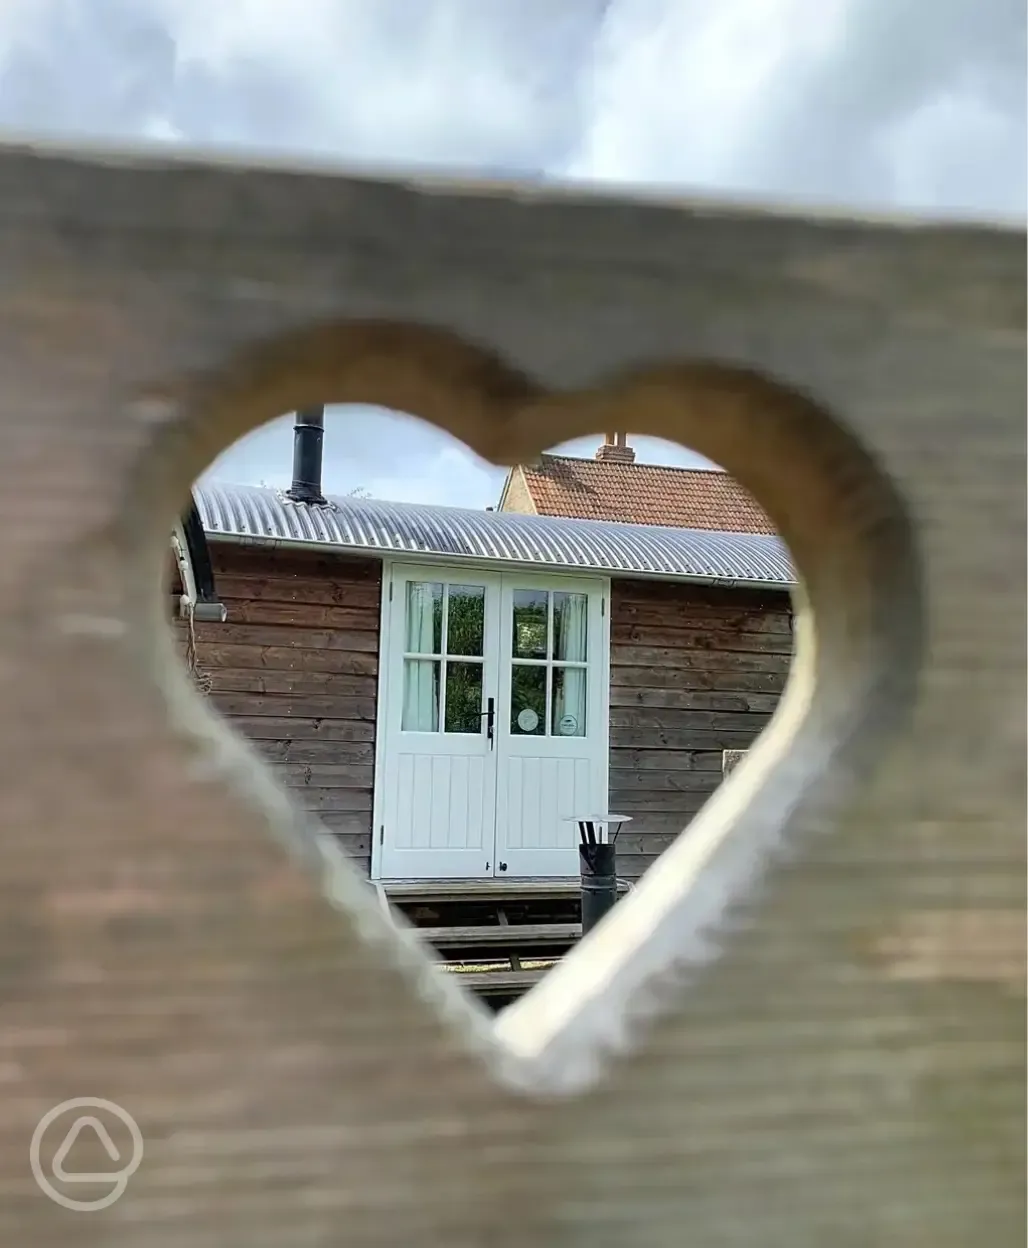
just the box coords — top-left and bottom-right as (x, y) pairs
(553, 593), (587, 735)
(402, 583), (439, 732)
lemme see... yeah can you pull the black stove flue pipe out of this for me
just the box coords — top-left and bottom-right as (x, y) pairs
(286, 407), (326, 505)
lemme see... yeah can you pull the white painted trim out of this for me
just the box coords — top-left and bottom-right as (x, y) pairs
(370, 557), (613, 883)
(211, 533), (793, 592)
(599, 576), (612, 822)
(373, 553), (604, 585)
(377, 562), (505, 880)
(492, 571), (609, 877)
(369, 557), (395, 881)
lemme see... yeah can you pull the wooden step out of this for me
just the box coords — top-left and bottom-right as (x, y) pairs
(384, 878), (589, 902)
(444, 968), (548, 996)
(423, 922), (581, 949)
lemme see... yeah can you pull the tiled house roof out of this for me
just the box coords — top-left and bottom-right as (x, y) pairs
(499, 454), (776, 535)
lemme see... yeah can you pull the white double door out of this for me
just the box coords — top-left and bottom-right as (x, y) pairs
(376, 563), (608, 880)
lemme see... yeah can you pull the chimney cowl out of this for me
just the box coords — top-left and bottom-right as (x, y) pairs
(286, 407), (326, 505)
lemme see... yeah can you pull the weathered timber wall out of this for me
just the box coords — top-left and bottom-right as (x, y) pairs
(170, 547), (791, 883)
(172, 543), (381, 872)
(608, 579), (793, 880)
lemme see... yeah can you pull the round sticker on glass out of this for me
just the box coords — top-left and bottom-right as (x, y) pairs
(516, 708), (539, 733)
(558, 714), (579, 736)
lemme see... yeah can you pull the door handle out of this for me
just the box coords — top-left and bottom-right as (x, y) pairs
(482, 696), (495, 747)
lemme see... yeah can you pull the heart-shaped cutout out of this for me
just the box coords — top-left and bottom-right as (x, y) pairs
(171, 410), (791, 1007)
(126, 319), (923, 1096)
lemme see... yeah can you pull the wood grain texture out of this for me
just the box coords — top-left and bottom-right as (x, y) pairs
(172, 545), (380, 866)
(609, 581), (792, 878)
(177, 560), (790, 880)
(0, 142), (1022, 1247)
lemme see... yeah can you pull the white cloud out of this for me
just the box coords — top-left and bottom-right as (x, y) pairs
(204, 405), (716, 510)
(0, 0), (1023, 502)
(880, 90), (1027, 216)
(565, 0), (851, 190)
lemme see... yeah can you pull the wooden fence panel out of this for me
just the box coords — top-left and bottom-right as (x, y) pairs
(0, 145), (1022, 1247)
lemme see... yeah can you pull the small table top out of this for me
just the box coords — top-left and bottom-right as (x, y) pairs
(564, 813), (633, 825)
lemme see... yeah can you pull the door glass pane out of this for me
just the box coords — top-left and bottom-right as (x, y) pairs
(512, 589), (548, 659)
(405, 582), (443, 654)
(446, 585), (485, 657)
(444, 662), (484, 734)
(552, 666), (587, 737)
(510, 664), (546, 735)
(402, 658), (440, 731)
(553, 592), (588, 663)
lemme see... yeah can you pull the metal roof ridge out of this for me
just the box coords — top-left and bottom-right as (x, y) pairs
(200, 478), (784, 546)
(193, 480), (796, 588)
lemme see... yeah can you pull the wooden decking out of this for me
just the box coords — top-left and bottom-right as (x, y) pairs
(382, 878), (628, 1010)
(381, 877), (594, 902)
(456, 969), (550, 998)
(427, 922), (581, 949)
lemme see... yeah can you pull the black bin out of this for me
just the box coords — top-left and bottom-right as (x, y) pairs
(579, 841), (618, 935)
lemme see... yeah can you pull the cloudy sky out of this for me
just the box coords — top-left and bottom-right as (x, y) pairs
(0, 0), (1023, 507)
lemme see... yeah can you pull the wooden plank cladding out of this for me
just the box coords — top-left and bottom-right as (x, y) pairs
(173, 544), (381, 874)
(167, 543), (793, 887)
(608, 579), (793, 881)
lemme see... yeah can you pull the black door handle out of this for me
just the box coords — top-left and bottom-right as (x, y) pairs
(482, 696), (495, 747)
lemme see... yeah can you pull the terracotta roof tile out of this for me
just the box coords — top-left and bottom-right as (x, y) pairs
(516, 455), (775, 535)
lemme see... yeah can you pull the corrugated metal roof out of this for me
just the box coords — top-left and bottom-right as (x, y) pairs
(195, 482), (796, 588)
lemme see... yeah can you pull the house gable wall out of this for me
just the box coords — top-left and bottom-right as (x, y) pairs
(496, 466), (537, 516)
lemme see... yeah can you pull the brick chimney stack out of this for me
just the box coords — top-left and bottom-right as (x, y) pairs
(595, 432), (636, 464)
